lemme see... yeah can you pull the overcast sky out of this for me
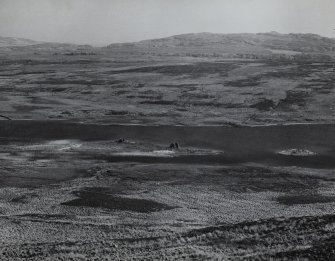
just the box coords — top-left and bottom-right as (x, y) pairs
(0, 0), (334, 46)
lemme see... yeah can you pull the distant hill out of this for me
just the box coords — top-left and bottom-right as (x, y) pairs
(0, 36), (42, 47)
(2, 33), (335, 60)
(107, 32), (335, 60)
(0, 36), (95, 55)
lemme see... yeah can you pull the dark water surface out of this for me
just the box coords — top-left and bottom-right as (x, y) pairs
(0, 120), (335, 169)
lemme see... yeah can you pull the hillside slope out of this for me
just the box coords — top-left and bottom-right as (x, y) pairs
(0, 36), (42, 47)
(107, 32), (335, 59)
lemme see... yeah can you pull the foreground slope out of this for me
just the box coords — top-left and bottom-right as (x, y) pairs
(0, 121), (335, 260)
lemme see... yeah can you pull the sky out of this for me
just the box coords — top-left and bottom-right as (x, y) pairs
(0, 0), (334, 46)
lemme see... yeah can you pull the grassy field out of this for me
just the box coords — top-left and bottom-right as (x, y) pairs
(1, 48), (335, 125)
(1, 161), (335, 260)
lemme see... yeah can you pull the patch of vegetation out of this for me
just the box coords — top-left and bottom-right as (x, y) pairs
(106, 110), (131, 116)
(140, 100), (175, 105)
(277, 194), (335, 205)
(34, 79), (107, 85)
(62, 187), (176, 213)
(225, 75), (263, 87)
(272, 235), (335, 260)
(13, 104), (49, 112)
(250, 98), (276, 111)
(109, 62), (238, 78)
(277, 90), (310, 110)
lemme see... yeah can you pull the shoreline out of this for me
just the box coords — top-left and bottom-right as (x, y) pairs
(0, 118), (333, 128)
